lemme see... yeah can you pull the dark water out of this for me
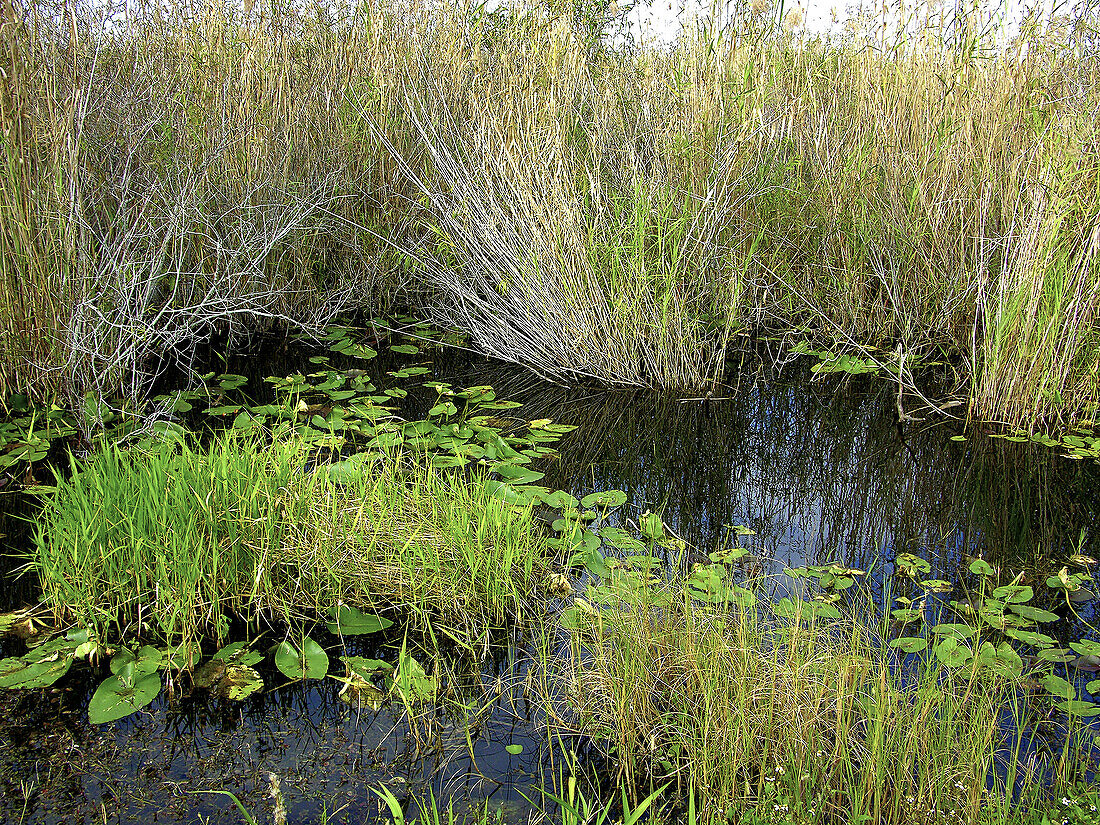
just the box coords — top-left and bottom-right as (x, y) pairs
(1, 341), (1098, 823)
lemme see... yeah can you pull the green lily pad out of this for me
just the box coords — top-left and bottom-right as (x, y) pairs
(579, 490), (628, 510)
(889, 637), (929, 653)
(327, 606), (394, 636)
(992, 585), (1034, 604)
(391, 652), (438, 704)
(390, 344), (420, 355)
(968, 559), (996, 576)
(88, 669), (161, 724)
(505, 744), (523, 755)
(341, 657), (394, 680)
(0, 655), (72, 689)
(1008, 604), (1060, 623)
(933, 637), (972, 668)
(275, 638), (330, 680)
(1041, 673), (1077, 700)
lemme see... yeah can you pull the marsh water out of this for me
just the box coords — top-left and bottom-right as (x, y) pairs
(1, 340), (1098, 824)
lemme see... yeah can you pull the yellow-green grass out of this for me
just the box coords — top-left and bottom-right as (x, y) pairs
(31, 432), (554, 649)
(547, 590), (1063, 825)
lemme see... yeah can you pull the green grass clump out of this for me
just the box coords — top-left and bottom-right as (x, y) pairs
(552, 590), (1045, 825)
(31, 432), (553, 648)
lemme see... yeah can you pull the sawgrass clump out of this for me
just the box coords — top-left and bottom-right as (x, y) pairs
(31, 431), (554, 648)
(3, 0), (1098, 428)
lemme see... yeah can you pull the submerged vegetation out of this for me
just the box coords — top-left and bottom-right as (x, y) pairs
(1, 0), (1099, 430)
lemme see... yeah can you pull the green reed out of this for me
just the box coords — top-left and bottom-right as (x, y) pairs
(31, 432), (553, 649)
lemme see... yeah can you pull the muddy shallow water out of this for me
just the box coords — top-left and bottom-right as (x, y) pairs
(1, 341), (1098, 824)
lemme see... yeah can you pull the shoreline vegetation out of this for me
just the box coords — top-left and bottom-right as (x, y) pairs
(1, 0), (1098, 431)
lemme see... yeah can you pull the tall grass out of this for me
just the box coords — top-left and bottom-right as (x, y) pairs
(548, 590), (1043, 825)
(3, 0), (1098, 428)
(31, 432), (554, 648)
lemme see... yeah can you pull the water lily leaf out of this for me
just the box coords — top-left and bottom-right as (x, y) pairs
(391, 652), (438, 704)
(712, 548), (749, 564)
(327, 606), (393, 636)
(542, 491), (579, 510)
(600, 527), (647, 554)
(431, 455), (468, 468)
(1055, 700), (1100, 717)
(1004, 604), (1058, 624)
(428, 402), (458, 417)
(895, 553), (931, 576)
(88, 671), (161, 724)
(505, 744), (523, 755)
(211, 641), (263, 667)
(218, 665), (263, 700)
(390, 344), (419, 355)
(580, 490), (628, 510)
(0, 655), (72, 689)
(1037, 648), (1076, 663)
(1041, 673), (1077, 700)
(341, 656), (393, 680)
(1005, 628), (1056, 648)
(931, 624), (976, 639)
(891, 608), (922, 624)
(920, 579), (953, 592)
(889, 637), (929, 653)
(483, 479), (532, 506)
(933, 637), (972, 668)
(1071, 640), (1100, 657)
(968, 559), (996, 576)
(494, 464), (545, 485)
(275, 638), (329, 680)
(993, 585), (1034, 604)
(975, 642), (1023, 680)
(1086, 679), (1100, 695)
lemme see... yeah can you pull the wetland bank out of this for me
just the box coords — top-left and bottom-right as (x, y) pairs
(2, 0), (1100, 821)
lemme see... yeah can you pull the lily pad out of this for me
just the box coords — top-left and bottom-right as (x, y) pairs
(1008, 604), (1061, 623)
(218, 665), (264, 700)
(327, 606), (394, 636)
(275, 638), (330, 681)
(889, 637), (929, 653)
(88, 668), (161, 724)
(579, 490), (628, 510)
(391, 652), (438, 704)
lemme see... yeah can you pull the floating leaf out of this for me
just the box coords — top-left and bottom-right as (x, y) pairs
(1071, 640), (1100, 657)
(1005, 628), (1056, 648)
(89, 668), (162, 724)
(0, 655), (72, 689)
(391, 652), (438, 704)
(1055, 700), (1100, 717)
(890, 637), (929, 653)
(932, 623), (976, 639)
(505, 744), (523, 755)
(933, 637), (972, 668)
(328, 606), (394, 636)
(992, 585), (1034, 604)
(275, 638), (329, 680)
(390, 344), (420, 355)
(1008, 604), (1060, 623)
(1041, 673), (1077, 700)
(218, 665), (264, 700)
(580, 490), (628, 510)
(968, 559), (996, 576)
